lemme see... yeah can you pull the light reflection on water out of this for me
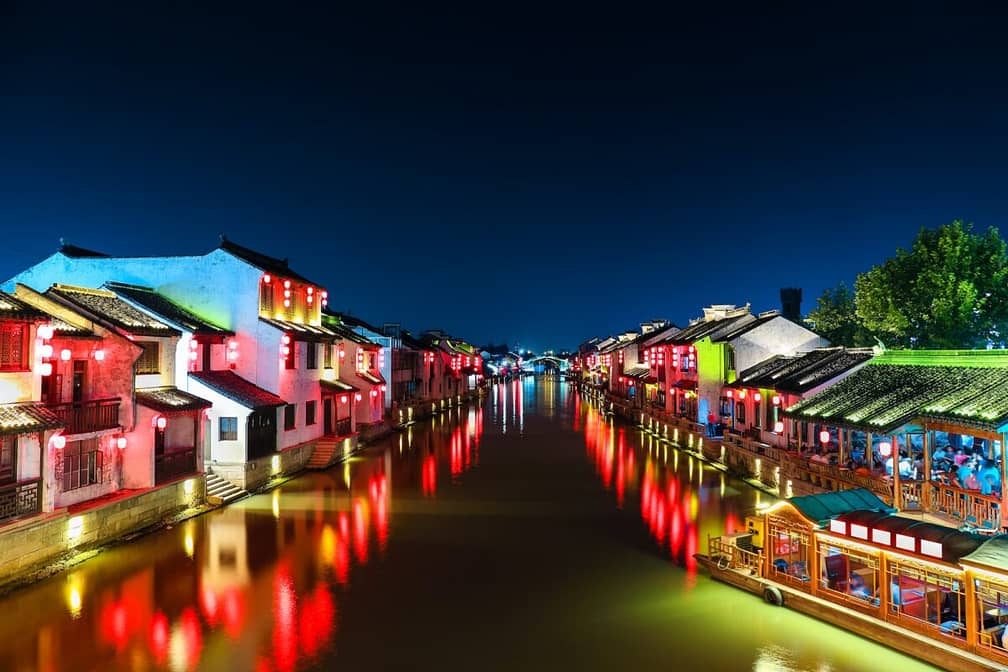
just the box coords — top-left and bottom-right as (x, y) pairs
(0, 377), (938, 672)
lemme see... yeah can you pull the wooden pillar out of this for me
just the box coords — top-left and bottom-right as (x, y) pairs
(879, 553), (890, 622)
(1001, 432), (1007, 529)
(922, 430), (932, 513)
(867, 432), (874, 471)
(808, 524), (819, 598)
(892, 434), (901, 509)
(839, 427), (846, 465)
(965, 571), (979, 647)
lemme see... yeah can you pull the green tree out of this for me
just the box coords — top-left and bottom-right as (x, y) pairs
(806, 282), (872, 346)
(854, 221), (1008, 349)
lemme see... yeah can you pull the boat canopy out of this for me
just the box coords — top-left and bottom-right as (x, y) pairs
(785, 488), (894, 527)
(828, 510), (987, 565)
(959, 536), (1008, 573)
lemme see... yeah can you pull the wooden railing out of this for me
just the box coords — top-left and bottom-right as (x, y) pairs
(334, 417), (352, 437)
(709, 535), (763, 572)
(47, 398), (120, 434)
(0, 478), (41, 523)
(929, 483), (1001, 530)
(155, 447), (197, 485)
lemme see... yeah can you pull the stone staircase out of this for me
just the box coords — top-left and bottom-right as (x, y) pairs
(205, 472), (248, 505)
(306, 437), (342, 470)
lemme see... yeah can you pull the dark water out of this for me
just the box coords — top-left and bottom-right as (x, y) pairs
(0, 377), (937, 672)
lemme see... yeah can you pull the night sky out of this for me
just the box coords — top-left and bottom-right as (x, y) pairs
(3, 3), (1008, 351)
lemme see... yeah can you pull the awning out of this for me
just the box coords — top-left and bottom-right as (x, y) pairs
(623, 364), (650, 379)
(357, 371), (385, 385)
(136, 386), (213, 414)
(188, 370), (286, 410)
(0, 403), (64, 435)
(321, 379), (358, 394)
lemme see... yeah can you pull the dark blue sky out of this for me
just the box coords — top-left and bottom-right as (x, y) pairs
(3, 3), (1008, 351)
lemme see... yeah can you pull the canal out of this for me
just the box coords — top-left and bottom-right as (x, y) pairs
(0, 377), (938, 672)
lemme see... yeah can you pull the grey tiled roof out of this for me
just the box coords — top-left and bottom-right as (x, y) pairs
(189, 370), (286, 410)
(136, 386), (213, 414)
(48, 285), (179, 337)
(0, 291), (48, 321)
(107, 283), (232, 336)
(0, 403), (64, 435)
(734, 348), (873, 394)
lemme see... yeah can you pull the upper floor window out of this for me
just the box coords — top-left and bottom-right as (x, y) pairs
(323, 343), (333, 369)
(0, 322), (28, 371)
(136, 341), (160, 374)
(260, 278), (275, 314)
(284, 404), (296, 430)
(306, 342), (318, 369)
(306, 400), (317, 425)
(727, 347), (736, 371)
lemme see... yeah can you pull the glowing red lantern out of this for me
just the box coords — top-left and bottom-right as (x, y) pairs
(60, 348), (71, 361)
(39, 362), (52, 376)
(725, 389), (733, 398)
(156, 416), (167, 430)
(737, 389), (746, 399)
(52, 434), (66, 449)
(819, 429), (830, 445)
(878, 441), (892, 457)
(93, 349), (105, 361)
(774, 421), (784, 433)
(355, 393), (362, 402)
(753, 392), (761, 402)
(38, 325), (54, 340)
(263, 274), (271, 284)
(340, 395), (348, 404)
(117, 437), (127, 450)
(772, 395), (781, 406)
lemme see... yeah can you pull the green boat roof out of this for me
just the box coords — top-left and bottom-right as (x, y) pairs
(960, 536), (1008, 573)
(786, 488), (895, 526)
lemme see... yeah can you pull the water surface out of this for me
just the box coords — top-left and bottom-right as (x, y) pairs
(0, 377), (938, 671)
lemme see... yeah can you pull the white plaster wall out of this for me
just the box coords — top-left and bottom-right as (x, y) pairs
(18, 432), (43, 481)
(5, 250), (263, 386)
(277, 338), (324, 449)
(732, 318), (830, 372)
(185, 378), (253, 464)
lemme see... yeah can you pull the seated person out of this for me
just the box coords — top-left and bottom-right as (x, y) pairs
(849, 571), (870, 598)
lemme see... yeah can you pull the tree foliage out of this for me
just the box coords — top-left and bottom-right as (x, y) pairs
(853, 221), (1008, 349)
(806, 282), (873, 347)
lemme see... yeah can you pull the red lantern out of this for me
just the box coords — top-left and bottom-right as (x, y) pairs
(355, 393), (362, 402)
(340, 395), (348, 404)
(772, 394), (781, 406)
(156, 416), (167, 430)
(753, 392), (761, 402)
(878, 441), (892, 457)
(737, 389), (746, 399)
(725, 389), (733, 398)
(52, 434), (66, 449)
(819, 429), (830, 445)
(774, 421), (784, 433)
(263, 274), (271, 284)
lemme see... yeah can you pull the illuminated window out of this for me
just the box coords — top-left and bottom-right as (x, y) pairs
(259, 279), (274, 314)
(754, 400), (762, 428)
(323, 343), (333, 369)
(219, 417), (238, 441)
(306, 400), (317, 426)
(62, 438), (103, 491)
(136, 341), (160, 374)
(284, 404), (296, 430)
(0, 322), (28, 371)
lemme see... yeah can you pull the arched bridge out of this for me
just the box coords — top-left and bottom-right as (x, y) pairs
(524, 355), (570, 373)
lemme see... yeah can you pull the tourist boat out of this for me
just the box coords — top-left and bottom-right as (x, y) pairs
(694, 488), (1008, 672)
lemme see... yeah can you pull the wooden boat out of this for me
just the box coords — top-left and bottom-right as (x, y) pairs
(695, 489), (1008, 672)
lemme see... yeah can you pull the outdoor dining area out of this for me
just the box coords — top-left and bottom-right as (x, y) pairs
(780, 350), (1008, 532)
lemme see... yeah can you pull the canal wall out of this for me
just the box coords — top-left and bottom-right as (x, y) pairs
(0, 475), (206, 592)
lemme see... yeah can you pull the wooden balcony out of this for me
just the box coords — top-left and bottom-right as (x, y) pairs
(47, 398), (121, 435)
(0, 479), (41, 523)
(155, 447), (197, 485)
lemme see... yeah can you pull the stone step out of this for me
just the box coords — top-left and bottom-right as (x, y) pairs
(205, 472), (248, 506)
